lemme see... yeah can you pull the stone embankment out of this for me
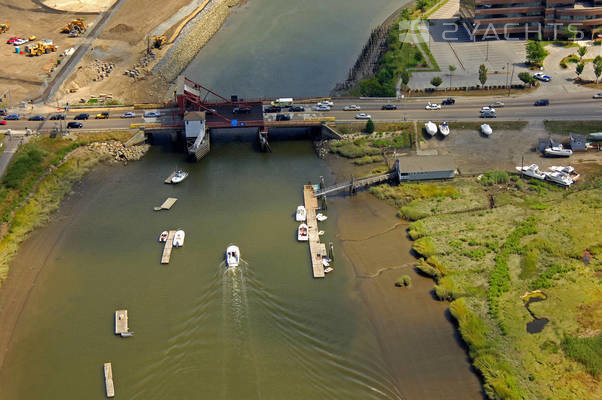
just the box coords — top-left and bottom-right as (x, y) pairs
(87, 141), (150, 161)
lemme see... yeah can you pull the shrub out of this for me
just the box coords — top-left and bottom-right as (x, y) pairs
(2, 145), (48, 189)
(481, 171), (509, 186)
(365, 119), (375, 134)
(413, 237), (436, 257)
(395, 275), (412, 287)
(399, 203), (428, 221)
(435, 276), (456, 300)
(408, 220), (427, 239)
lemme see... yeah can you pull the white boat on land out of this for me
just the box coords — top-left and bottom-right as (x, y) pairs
(173, 230), (185, 247)
(316, 213), (328, 222)
(481, 124), (492, 136)
(544, 145), (572, 157)
(297, 223), (309, 241)
(158, 231), (168, 242)
(545, 171), (574, 186)
(425, 121), (437, 136)
(438, 122), (450, 136)
(324, 267), (334, 274)
(171, 170), (188, 183)
(515, 164), (546, 180)
(226, 244), (240, 267)
(549, 166), (580, 181)
(295, 205), (306, 222)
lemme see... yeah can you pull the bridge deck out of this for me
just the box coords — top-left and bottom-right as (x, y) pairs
(314, 172), (395, 197)
(303, 185), (325, 278)
(161, 230), (176, 264)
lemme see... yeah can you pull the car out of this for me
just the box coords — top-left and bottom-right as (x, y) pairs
(121, 112), (136, 118)
(264, 106), (281, 113)
(314, 104), (331, 111)
(381, 104), (397, 110)
(480, 106), (496, 113)
(49, 114), (65, 120)
(289, 105), (305, 112)
(0, 109), (6, 116)
(95, 112), (109, 119)
(593, 93), (602, 99)
(355, 113), (372, 120)
(425, 103), (441, 110)
(534, 99), (550, 106)
(143, 111), (161, 118)
(0, 120), (6, 125)
(480, 111), (496, 118)
(343, 104), (361, 111)
(232, 106), (251, 114)
(67, 121), (83, 128)
(74, 113), (89, 120)
(441, 98), (455, 105)
(489, 101), (504, 108)
(317, 100), (334, 107)
(13, 38), (28, 46)
(533, 73), (551, 82)
(204, 108), (216, 115)
(6, 37), (23, 44)
(4, 114), (20, 120)
(275, 114), (291, 121)
(28, 115), (45, 121)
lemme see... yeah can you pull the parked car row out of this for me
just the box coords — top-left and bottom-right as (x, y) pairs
(264, 105), (306, 113)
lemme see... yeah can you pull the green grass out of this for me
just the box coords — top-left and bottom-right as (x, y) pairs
(543, 120), (602, 135)
(480, 171), (509, 186)
(413, 236), (437, 257)
(562, 334), (602, 376)
(353, 155), (384, 165)
(449, 121), (527, 131)
(395, 275), (412, 287)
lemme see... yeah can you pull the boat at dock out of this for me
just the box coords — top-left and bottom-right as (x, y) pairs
(425, 121), (437, 136)
(516, 164), (546, 180)
(158, 231), (168, 242)
(295, 205), (307, 222)
(544, 145), (572, 157)
(324, 267), (334, 274)
(316, 213), (327, 222)
(438, 122), (450, 136)
(297, 223), (309, 241)
(171, 170), (189, 184)
(173, 230), (185, 247)
(120, 332), (134, 338)
(226, 244), (240, 267)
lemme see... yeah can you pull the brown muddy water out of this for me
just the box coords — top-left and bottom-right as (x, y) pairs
(0, 139), (482, 399)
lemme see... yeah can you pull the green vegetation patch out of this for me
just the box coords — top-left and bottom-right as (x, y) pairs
(543, 120), (602, 135)
(562, 334), (602, 376)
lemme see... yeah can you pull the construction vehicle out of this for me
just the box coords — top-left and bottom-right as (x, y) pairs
(60, 18), (86, 36)
(0, 23), (8, 34)
(147, 35), (166, 52)
(25, 41), (57, 56)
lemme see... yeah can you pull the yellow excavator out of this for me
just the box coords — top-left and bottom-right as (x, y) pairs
(0, 22), (9, 34)
(60, 18), (86, 36)
(25, 42), (57, 56)
(148, 35), (166, 51)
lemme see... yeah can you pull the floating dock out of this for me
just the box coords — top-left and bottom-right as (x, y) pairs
(303, 185), (325, 278)
(164, 171), (176, 184)
(104, 362), (115, 398)
(161, 230), (176, 264)
(154, 197), (178, 211)
(114, 310), (128, 335)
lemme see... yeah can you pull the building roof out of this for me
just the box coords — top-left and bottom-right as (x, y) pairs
(395, 155), (456, 173)
(184, 111), (206, 121)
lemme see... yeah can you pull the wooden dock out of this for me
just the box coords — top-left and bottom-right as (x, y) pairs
(164, 171), (176, 184)
(161, 230), (176, 264)
(154, 197), (177, 211)
(104, 362), (115, 398)
(114, 310), (128, 335)
(303, 185), (325, 278)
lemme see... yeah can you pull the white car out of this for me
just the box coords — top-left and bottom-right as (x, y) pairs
(480, 106), (496, 113)
(593, 93), (602, 99)
(143, 111), (161, 118)
(314, 105), (331, 111)
(13, 38), (28, 46)
(317, 100), (334, 107)
(355, 113), (372, 119)
(425, 103), (441, 110)
(121, 111), (136, 118)
(533, 73), (551, 82)
(343, 104), (361, 111)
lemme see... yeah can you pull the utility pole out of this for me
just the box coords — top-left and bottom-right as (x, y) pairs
(508, 64), (515, 97)
(505, 62), (509, 90)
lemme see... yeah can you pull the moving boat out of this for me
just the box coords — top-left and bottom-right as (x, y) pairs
(425, 121), (437, 136)
(173, 230), (185, 247)
(316, 213), (328, 222)
(120, 332), (134, 338)
(158, 231), (168, 242)
(297, 223), (309, 241)
(515, 164), (546, 180)
(226, 244), (240, 267)
(438, 121), (450, 136)
(480, 124), (492, 136)
(295, 205), (307, 222)
(545, 171), (574, 186)
(171, 170), (188, 184)
(544, 145), (572, 157)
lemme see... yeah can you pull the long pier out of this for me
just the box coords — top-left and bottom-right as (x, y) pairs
(314, 172), (396, 197)
(104, 362), (115, 398)
(303, 185), (325, 278)
(161, 230), (176, 264)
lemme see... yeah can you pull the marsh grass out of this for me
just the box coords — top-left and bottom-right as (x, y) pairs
(562, 334), (602, 376)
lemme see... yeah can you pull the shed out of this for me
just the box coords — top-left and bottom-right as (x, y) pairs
(537, 138), (558, 153)
(569, 133), (587, 151)
(394, 155), (456, 181)
(184, 111), (206, 140)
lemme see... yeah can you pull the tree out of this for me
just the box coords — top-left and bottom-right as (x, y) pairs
(401, 69), (411, 87)
(518, 72), (533, 86)
(578, 45), (587, 60)
(479, 64), (488, 86)
(594, 56), (602, 83)
(448, 65), (456, 88)
(576, 62), (584, 80)
(400, 7), (412, 20)
(365, 119), (375, 134)
(526, 41), (547, 66)
(430, 76), (443, 88)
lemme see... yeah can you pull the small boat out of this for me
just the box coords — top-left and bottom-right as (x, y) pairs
(297, 223), (309, 241)
(544, 145), (572, 157)
(316, 213), (327, 222)
(515, 164), (546, 180)
(549, 166), (580, 181)
(588, 132), (602, 141)
(226, 244), (240, 267)
(324, 267), (334, 274)
(173, 230), (185, 247)
(545, 171), (574, 186)
(120, 332), (134, 338)
(158, 231), (168, 242)
(480, 124), (492, 136)
(438, 121), (450, 136)
(322, 258), (330, 267)
(318, 230), (325, 236)
(171, 170), (189, 184)
(295, 205), (306, 222)
(425, 121), (437, 136)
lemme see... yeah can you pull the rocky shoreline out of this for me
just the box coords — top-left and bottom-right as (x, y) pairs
(87, 141), (150, 161)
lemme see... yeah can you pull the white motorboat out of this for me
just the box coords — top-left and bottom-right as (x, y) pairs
(425, 121), (437, 136)
(322, 258), (330, 267)
(120, 332), (134, 338)
(297, 223), (309, 241)
(545, 171), (574, 186)
(316, 213), (328, 222)
(438, 122), (450, 136)
(295, 205), (307, 222)
(318, 230), (325, 236)
(226, 245), (240, 267)
(158, 231), (168, 242)
(515, 164), (546, 180)
(549, 166), (580, 181)
(171, 170), (188, 183)
(173, 230), (185, 247)
(324, 267), (334, 274)
(544, 145), (572, 157)
(480, 124), (492, 136)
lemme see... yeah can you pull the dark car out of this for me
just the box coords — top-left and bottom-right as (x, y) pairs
(289, 105), (305, 112)
(4, 114), (20, 120)
(381, 104), (398, 110)
(480, 111), (496, 118)
(67, 121), (83, 128)
(49, 114), (65, 120)
(264, 106), (281, 113)
(0, 109), (6, 116)
(441, 98), (455, 105)
(74, 113), (89, 120)
(534, 99), (550, 106)
(28, 115), (45, 121)
(275, 114), (291, 121)
(233, 106), (252, 114)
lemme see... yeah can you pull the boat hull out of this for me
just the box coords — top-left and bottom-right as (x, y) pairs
(226, 245), (240, 267)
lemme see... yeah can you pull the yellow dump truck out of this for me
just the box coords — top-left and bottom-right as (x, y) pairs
(0, 23), (9, 34)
